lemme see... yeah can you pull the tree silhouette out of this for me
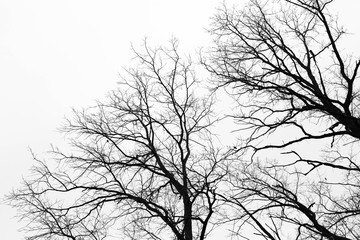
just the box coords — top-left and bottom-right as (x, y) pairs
(205, 0), (360, 239)
(7, 40), (229, 240)
(7, 1), (360, 239)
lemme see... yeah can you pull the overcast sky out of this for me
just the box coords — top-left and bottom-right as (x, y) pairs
(0, 0), (359, 239)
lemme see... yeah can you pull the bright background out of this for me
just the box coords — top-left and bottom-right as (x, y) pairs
(0, 0), (359, 239)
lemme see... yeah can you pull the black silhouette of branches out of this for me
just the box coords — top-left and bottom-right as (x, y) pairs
(7, 39), (228, 240)
(204, 0), (360, 239)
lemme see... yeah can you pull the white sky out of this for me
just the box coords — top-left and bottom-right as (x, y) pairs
(0, 0), (359, 239)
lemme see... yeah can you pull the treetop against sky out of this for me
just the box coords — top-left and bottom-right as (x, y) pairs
(1, 0), (360, 239)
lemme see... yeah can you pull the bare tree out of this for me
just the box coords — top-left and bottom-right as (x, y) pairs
(7, 40), (228, 240)
(204, 0), (360, 239)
